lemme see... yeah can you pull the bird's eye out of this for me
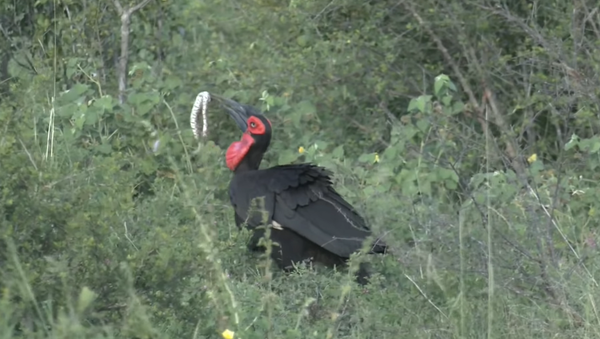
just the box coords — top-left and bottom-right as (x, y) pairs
(250, 122), (256, 128)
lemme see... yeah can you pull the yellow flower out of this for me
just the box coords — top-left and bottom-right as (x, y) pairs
(527, 153), (537, 163)
(374, 153), (380, 163)
(222, 329), (235, 339)
(298, 146), (305, 154)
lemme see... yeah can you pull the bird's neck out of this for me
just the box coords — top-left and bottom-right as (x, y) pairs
(233, 152), (264, 173)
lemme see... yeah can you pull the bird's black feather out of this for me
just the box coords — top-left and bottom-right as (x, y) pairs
(218, 102), (387, 284)
(229, 163), (386, 259)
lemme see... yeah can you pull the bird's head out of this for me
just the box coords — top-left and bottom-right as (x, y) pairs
(209, 94), (272, 172)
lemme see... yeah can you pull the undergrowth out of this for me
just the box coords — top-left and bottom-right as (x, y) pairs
(2, 101), (600, 339)
(3, 1), (600, 338)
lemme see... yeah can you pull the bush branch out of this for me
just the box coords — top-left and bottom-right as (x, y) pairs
(113, 0), (153, 104)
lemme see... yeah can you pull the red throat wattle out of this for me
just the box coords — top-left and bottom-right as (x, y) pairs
(226, 133), (255, 171)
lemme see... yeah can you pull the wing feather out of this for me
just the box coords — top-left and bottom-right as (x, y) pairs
(229, 163), (387, 258)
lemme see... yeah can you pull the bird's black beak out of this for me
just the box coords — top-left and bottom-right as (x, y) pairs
(208, 94), (263, 133)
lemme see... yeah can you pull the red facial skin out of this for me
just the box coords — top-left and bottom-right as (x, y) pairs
(225, 116), (270, 171)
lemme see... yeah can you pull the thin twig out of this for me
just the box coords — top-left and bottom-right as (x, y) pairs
(44, 96), (55, 161)
(123, 222), (139, 251)
(401, 1), (480, 113)
(18, 138), (38, 170)
(404, 273), (448, 319)
(527, 185), (598, 287)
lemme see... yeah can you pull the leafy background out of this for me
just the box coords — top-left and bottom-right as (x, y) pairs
(2, 0), (600, 338)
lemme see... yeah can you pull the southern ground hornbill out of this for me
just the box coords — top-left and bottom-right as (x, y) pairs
(203, 93), (387, 284)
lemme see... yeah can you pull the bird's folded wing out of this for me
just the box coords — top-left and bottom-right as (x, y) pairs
(272, 192), (374, 257)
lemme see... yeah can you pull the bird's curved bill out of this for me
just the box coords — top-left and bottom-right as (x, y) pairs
(208, 93), (263, 133)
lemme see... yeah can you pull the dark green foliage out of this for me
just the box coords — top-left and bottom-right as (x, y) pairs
(2, 0), (600, 338)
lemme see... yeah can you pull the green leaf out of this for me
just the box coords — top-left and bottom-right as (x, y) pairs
(295, 100), (316, 115)
(589, 138), (600, 154)
(400, 176), (417, 195)
(358, 153), (374, 163)
(266, 95), (275, 108)
(376, 181), (392, 193)
(84, 108), (100, 126)
(469, 173), (486, 188)
(395, 168), (415, 185)
(172, 34), (184, 47)
(314, 140), (329, 150)
(441, 95), (452, 107)
(434, 74), (456, 96)
(415, 95), (432, 113)
(363, 186), (375, 197)
(529, 160), (544, 175)
(416, 97), (426, 113)
(416, 118), (430, 131)
(296, 35), (309, 47)
(473, 192), (487, 204)
(94, 95), (115, 113)
(382, 143), (400, 161)
(407, 98), (419, 112)
(389, 125), (404, 145)
(434, 74), (448, 97)
(56, 103), (77, 118)
(164, 75), (183, 90)
(564, 134), (579, 151)
(77, 287), (96, 313)
(418, 178), (432, 196)
(95, 142), (112, 155)
(138, 102), (154, 116)
(127, 92), (147, 106)
(74, 112), (86, 130)
(447, 169), (459, 183)
(445, 179), (458, 190)
(332, 145), (344, 158)
(402, 124), (419, 139)
(66, 58), (79, 79)
(215, 74), (230, 84)
(278, 151), (298, 165)
(58, 83), (89, 105)
(451, 101), (464, 115)
(223, 89), (238, 99)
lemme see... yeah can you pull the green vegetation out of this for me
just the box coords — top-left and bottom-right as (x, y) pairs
(2, 0), (600, 338)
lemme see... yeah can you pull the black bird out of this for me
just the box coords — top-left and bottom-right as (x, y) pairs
(209, 94), (387, 284)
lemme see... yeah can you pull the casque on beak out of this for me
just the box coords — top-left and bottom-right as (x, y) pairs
(208, 94), (263, 133)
